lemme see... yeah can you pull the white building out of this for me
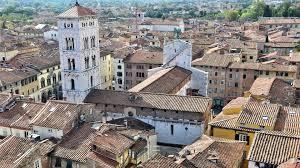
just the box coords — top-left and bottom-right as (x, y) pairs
(44, 28), (58, 41)
(149, 40), (208, 96)
(138, 19), (185, 32)
(57, 2), (101, 103)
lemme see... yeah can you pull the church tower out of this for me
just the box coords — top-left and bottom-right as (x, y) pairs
(57, 2), (101, 103)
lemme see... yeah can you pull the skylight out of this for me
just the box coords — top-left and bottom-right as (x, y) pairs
(49, 107), (56, 112)
(262, 115), (269, 120)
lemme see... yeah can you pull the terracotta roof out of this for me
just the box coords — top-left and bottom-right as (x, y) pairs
(15, 51), (60, 70)
(192, 53), (235, 67)
(248, 131), (300, 165)
(179, 135), (245, 168)
(249, 77), (276, 96)
(129, 66), (192, 94)
(0, 101), (44, 129)
(86, 152), (118, 168)
(93, 130), (135, 156)
(209, 116), (255, 132)
(0, 93), (12, 107)
(282, 106), (300, 136)
(31, 100), (79, 130)
(259, 18), (300, 25)
(222, 97), (251, 110)
(0, 68), (39, 86)
(0, 136), (55, 167)
(107, 117), (154, 130)
(229, 62), (297, 72)
(124, 50), (163, 64)
(84, 90), (212, 114)
(237, 102), (280, 128)
(52, 123), (97, 162)
(140, 154), (184, 168)
(57, 4), (96, 18)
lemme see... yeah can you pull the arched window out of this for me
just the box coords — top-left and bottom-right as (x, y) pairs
(72, 59), (75, 70)
(90, 76), (93, 87)
(71, 79), (75, 90)
(53, 74), (57, 84)
(92, 55), (96, 66)
(128, 111), (134, 117)
(41, 77), (45, 88)
(68, 59), (71, 70)
(47, 76), (51, 86)
(58, 72), (61, 81)
(85, 57), (89, 69)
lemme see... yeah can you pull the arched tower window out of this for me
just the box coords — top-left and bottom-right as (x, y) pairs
(71, 59), (75, 70)
(58, 72), (61, 81)
(71, 79), (75, 90)
(90, 76), (93, 87)
(92, 55), (96, 66)
(41, 78), (45, 88)
(53, 74), (57, 84)
(68, 59), (71, 70)
(47, 75), (51, 86)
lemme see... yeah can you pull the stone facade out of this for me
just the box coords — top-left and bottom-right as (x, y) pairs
(58, 8), (101, 103)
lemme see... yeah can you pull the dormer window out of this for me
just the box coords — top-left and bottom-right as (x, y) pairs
(262, 115), (269, 120)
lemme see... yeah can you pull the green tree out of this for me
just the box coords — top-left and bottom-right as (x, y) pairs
(263, 5), (272, 17)
(224, 10), (239, 21)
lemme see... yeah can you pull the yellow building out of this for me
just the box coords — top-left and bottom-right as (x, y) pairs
(100, 51), (113, 90)
(17, 54), (62, 102)
(208, 98), (281, 154)
(0, 67), (40, 101)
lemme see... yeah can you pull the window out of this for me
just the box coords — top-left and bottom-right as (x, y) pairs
(137, 65), (144, 69)
(91, 36), (96, 48)
(48, 129), (53, 133)
(266, 71), (269, 75)
(118, 65), (122, 69)
(117, 72), (123, 77)
(92, 55), (96, 67)
(71, 79), (75, 90)
(90, 76), (93, 87)
(170, 125), (174, 135)
(235, 82), (239, 87)
(66, 160), (72, 168)
(41, 78), (45, 88)
(243, 74), (246, 79)
(85, 57), (90, 69)
(65, 38), (74, 50)
(214, 72), (218, 76)
(118, 78), (122, 84)
(126, 64), (132, 69)
(34, 159), (41, 168)
(250, 56), (253, 60)
(53, 74), (57, 84)
(83, 37), (89, 49)
(229, 74), (232, 78)
(24, 131), (29, 138)
(47, 76), (51, 86)
(58, 72), (61, 81)
(72, 59), (75, 70)
(235, 133), (249, 145)
(55, 158), (62, 167)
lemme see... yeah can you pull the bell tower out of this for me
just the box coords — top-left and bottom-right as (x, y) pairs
(57, 2), (101, 103)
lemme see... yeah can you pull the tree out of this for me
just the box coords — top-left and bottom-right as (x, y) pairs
(224, 10), (239, 21)
(295, 41), (300, 52)
(263, 5), (272, 17)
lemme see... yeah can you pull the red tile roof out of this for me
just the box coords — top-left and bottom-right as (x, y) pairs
(57, 4), (96, 18)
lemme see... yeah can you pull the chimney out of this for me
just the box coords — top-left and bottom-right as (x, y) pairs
(207, 150), (219, 163)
